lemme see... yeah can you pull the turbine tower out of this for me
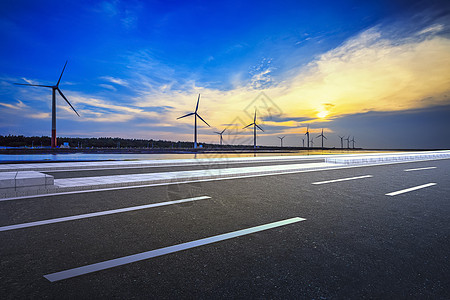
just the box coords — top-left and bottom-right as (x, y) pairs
(316, 128), (327, 149)
(345, 136), (350, 149)
(278, 136), (285, 147)
(243, 109), (264, 149)
(214, 128), (226, 146)
(351, 136), (356, 149)
(338, 135), (344, 149)
(14, 61), (80, 148)
(305, 125), (310, 148)
(302, 138), (305, 148)
(177, 94), (210, 149)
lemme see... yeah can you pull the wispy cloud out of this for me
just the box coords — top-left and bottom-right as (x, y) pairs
(0, 100), (28, 110)
(29, 112), (50, 119)
(100, 76), (129, 87)
(99, 83), (117, 91)
(249, 58), (274, 89)
(417, 24), (444, 35)
(95, 0), (141, 30)
(61, 92), (161, 122)
(20, 77), (40, 85)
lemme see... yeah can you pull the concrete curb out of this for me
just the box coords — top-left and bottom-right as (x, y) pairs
(325, 152), (450, 164)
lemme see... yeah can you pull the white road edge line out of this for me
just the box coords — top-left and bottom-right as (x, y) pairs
(312, 175), (373, 185)
(404, 167), (437, 172)
(385, 183), (437, 196)
(3, 156), (449, 202)
(0, 196), (211, 232)
(44, 217), (306, 282)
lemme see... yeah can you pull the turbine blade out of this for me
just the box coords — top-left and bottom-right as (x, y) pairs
(14, 83), (53, 88)
(221, 128), (226, 134)
(243, 123), (253, 129)
(196, 113), (210, 127)
(254, 109), (256, 122)
(256, 124), (264, 132)
(57, 60), (68, 87)
(214, 132), (221, 134)
(324, 136), (327, 139)
(195, 94), (200, 112)
(57, 88), (80, 117)
(177, 112), (195, 119)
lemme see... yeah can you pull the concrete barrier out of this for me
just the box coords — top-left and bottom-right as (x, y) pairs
(0, 171), (54, 190)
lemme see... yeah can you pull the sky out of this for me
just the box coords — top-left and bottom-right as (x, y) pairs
(1, 0), (449, 149)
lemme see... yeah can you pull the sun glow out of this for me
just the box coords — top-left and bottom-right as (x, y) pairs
(317, 111), (328, 118)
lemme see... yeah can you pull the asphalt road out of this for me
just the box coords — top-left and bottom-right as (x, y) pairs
(45, 159), (324, 179)
(1, 159), (449, 299)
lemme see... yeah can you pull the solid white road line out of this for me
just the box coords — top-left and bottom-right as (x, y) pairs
(404, 167), (437, 172)
(385, 183), (437, 196)
(44, 217), (306, 282)
(0, 196), (211, 232)
(312, 175), (373, 185)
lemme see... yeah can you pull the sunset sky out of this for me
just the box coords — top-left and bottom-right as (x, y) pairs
(1, 0), (449, 149)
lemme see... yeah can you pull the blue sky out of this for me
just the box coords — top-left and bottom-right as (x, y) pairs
(1, 0), (449, 149)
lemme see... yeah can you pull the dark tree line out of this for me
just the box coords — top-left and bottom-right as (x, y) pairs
(0, 135), (205, 148)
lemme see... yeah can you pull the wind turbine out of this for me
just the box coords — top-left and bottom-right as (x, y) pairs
(310, 138), (314, 148)
(338, 135), (344, 149)
(316, 128), (327, 149)
(177, 94), (210, 149)
(302, 138), (305, 148)
(345, 136), (350, 149)
(214, 128), (226, 146)
(243, 109), (264, 149)
(278, 136), (285, 147)
(351, 136), (356, 149)
(14, 61), (80, 148)
(305, 125), (310, 148)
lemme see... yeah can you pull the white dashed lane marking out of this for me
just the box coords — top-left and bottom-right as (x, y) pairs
(0, 196), (211, 232)
(311, 175), (373, 185)
(404, 167), (436, 172)
(44, 217), (306, 282)
(385, 183), (437, 196)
